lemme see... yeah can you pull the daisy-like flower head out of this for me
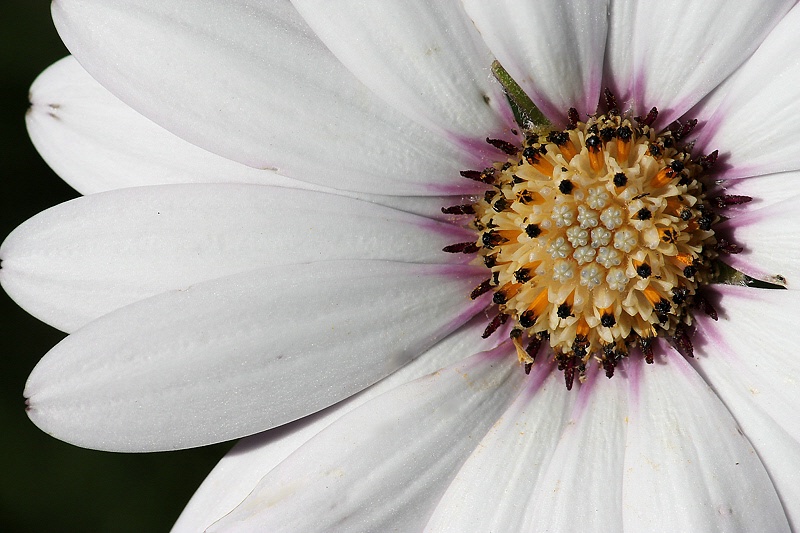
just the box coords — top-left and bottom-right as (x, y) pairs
(5, 0), (800, 531)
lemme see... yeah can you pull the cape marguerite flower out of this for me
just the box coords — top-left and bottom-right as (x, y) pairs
(4, 0), (800, 531)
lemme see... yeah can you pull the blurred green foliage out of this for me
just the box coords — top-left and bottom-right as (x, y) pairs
(0, 2), (233, 531)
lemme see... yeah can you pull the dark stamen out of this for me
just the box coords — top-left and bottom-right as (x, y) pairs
(482, 312), (509, 339)
(613, 172), (628, 187)
(481, 231), (507, 249)
(670, 324), (694, 358)
(567, 108), (580, 129)
(443, 242), (479, 254)
(470, 279), (493, 300)
(514, 268), (533, 284)
(603, 88), (618, 114)
(640, 336), (654, 364)
(519, 309), (537, 328)
(441, 204), (475, 215)
(710, 195), (752, 209)
(695, 294), (719, 321)
(635, 107), (659, 127)
(698, 150), (719, 170)
(585, 135), (602, 152)
(486, 137), (518, 155)
(525, 224), (542, 238)
(547, 131), (570, 146)
(557, 303), (573, 319)
(715, 238), (743, 254)
(563, 356), (577, 390)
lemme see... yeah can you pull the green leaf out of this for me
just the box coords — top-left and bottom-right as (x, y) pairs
(491, 60), (551, 130)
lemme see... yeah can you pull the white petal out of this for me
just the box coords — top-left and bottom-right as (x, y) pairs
(461, 0), (609, 125)
(52, 0), (483, 196)
(27, 56), (470, 219)
(24, 260), (490, 451)
(696, 3), (800, 178)
(1, 184), (473, 332)
(173, 314), (506, 532)
(424, 360), (575, 532)
(694, 285), (800, 447)
(629, 0), (793, 126)
(622, 353), (789, 532)
(523, 364), (628, 532)
(691, 285), (800, 530)
(291, 0), (513, 141)
(209, 344), (525, 532)
(718, 172), (800, 213)
(720, 197), (800, 288)
(603, 0), (637, 107)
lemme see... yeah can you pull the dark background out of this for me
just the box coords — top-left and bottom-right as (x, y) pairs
(1, 2), (232, 531)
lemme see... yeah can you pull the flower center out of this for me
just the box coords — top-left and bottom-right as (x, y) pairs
(445, 98), (747, 389)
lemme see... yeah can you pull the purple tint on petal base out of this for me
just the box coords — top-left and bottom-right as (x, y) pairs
(692, 284), (760, 362)
(446, 291), (493, 328)
(518, 356), (557, 400)
(425, 179), (490, 197)
(476, 341), (516, 362)
(717, 212), (770, 280)
(570, 364), (601, 418)
(418, 217), (476, 243)
(623, 355), (643, 402)
(689, 112), (726, 156)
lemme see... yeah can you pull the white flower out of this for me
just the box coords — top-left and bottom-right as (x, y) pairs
(4, 1), (800, 531)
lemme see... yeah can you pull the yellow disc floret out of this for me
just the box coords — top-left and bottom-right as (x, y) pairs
(454, 109), (724, 388)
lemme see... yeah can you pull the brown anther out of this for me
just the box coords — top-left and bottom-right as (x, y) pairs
(603, 88), (619, 115)
(441, 204), (476, 215)
(563, 355), (577, 390)
(486, 137), (518, 155)
(698, 150), (719, 170)
(670, 323), (694, 358)
(482, 312), (509, 339)
(694, 293), (718, 321)
(443, 241), (479, 254)
(710, 195), (752, 209)
(635, 107), (659, 127)
(458, 170), (484, 182)
(470, 278), (493, 300)
(640, 336), (654, 364)
(714, 238), (743, 254)
(525, 333), (545, 362)
(669, 118), (697, 140)
(567, 108), (580, 129)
